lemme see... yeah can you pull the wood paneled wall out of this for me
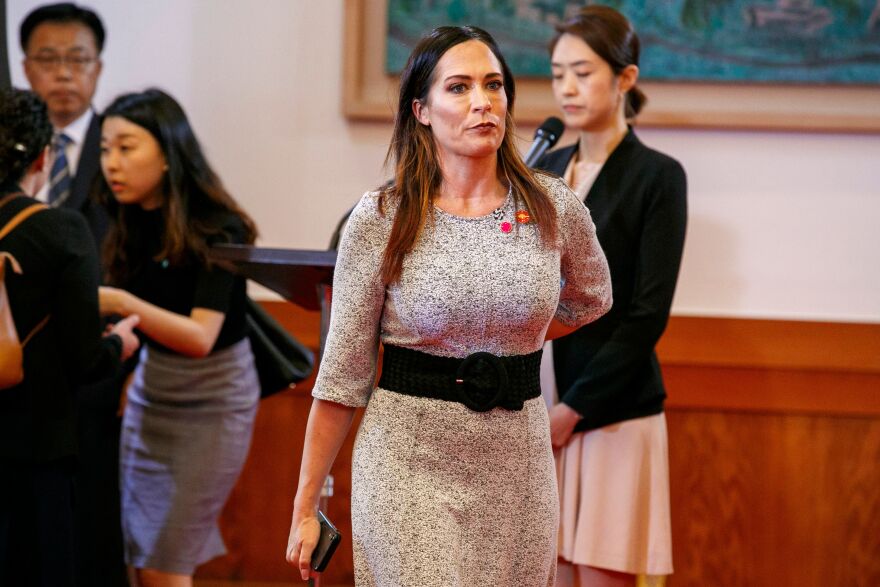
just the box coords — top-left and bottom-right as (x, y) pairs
(196, 305), (880, 586)
(658, 317), (880, 586)
(666, 410), (880, 586)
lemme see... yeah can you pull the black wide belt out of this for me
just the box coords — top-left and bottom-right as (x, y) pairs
(378, 344), (542, 413)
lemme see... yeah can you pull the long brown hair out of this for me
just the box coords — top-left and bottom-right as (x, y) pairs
(380, 26), (557, 284)
(550, 6), (646, 118)
(97, 89), (257, 284)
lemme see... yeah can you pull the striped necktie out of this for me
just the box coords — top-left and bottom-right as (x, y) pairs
(49, 133), (73, 206)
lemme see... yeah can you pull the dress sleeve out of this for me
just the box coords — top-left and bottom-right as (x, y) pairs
(311, 193), (389, 407)
(551, 177), (613, 327)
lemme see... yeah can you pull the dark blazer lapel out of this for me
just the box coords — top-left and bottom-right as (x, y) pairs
(536, 143), (578, 177)
(585, 127), (641, 203)
(65, 113), (101, 212)
(62, 113), (110, 254)
(537, 128), (642, 204)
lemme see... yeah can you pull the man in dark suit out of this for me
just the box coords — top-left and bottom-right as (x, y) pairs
(19, 5), (127, 586)
(20, 2), (107, 251)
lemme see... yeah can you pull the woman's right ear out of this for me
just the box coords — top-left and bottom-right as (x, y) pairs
(413, 99), (430, 126)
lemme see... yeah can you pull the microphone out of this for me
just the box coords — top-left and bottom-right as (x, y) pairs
(524, 116), (565, 167)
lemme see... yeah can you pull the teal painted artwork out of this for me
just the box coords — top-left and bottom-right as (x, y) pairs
(386, 0), (880, 84)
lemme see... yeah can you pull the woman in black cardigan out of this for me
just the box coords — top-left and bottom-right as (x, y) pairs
(0, 88), (140, 587)
(536, 7), (687, 587)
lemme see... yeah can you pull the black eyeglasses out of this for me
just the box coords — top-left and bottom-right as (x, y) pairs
(27, 54), (97, 73)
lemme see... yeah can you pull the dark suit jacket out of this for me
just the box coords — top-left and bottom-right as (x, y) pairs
(64, 114), (109, 256)
(536, 129), (687, 432)
(0, 188), (121, 462)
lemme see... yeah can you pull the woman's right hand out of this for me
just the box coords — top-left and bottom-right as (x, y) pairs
(286, 507), (321, 581)
(108, 314), (141, 361)
(549, 402), (583, 449)
(285, 400), (358, 580)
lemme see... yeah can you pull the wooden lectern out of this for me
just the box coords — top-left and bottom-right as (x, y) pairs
(209, 244), (336, 353)
(208, 244), (335, 307)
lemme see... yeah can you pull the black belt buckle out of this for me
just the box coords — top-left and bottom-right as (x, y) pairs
(454, 352), (509, 412)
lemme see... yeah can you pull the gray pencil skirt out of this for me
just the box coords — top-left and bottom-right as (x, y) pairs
(119, 338), (259, 574)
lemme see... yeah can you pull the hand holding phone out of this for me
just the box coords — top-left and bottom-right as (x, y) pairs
(310, 510), (341, 572)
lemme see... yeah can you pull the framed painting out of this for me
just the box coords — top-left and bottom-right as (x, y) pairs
(343, 0), (880, 132)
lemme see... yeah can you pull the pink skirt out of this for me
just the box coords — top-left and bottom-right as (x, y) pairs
(555, 413), (673, 576)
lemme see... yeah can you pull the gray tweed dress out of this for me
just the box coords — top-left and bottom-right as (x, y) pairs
(313, 175), (611, 587)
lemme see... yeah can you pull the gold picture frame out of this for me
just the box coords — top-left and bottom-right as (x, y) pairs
(343, 0), (880, 133)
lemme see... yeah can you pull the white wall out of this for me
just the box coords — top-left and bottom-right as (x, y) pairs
(7, 0), (880, 323)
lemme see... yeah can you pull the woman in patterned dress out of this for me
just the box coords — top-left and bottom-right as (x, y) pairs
(286, 26), (612, 587)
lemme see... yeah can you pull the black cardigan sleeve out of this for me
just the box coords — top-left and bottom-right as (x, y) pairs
(53, 208), (123, 383)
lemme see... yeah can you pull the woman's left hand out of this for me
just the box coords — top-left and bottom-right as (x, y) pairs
(99, 286), (130, 316)
(548, 403), (582, 449)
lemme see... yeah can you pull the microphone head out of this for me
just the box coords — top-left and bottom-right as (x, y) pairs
(534, 116), (565, 147)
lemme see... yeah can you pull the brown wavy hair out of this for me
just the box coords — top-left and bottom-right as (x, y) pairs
(97, 88), (257, 284)
(380, 25), (557, 284)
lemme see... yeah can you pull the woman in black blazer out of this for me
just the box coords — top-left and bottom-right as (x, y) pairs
(536, 7), (687, 587)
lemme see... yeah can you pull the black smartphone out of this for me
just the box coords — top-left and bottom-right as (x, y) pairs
(310, 510), (342, 572)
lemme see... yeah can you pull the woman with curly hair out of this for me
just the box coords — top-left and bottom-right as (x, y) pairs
(0, 88), (138, 587)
